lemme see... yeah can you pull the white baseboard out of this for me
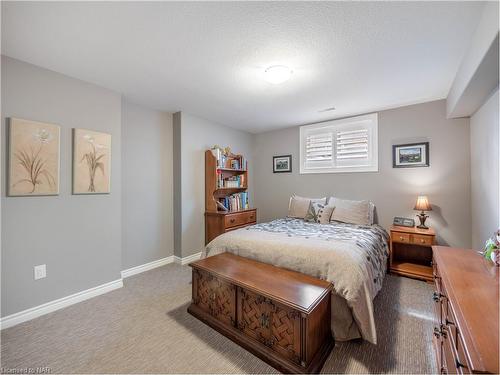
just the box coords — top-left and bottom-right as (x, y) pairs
(0, 278), (123, 330)
(121, 256), (174, 278)
(174, 252), (202, 265)
(1, 253), (201, 330)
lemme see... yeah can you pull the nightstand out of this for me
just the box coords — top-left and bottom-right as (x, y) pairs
(389, 225), (436, 282)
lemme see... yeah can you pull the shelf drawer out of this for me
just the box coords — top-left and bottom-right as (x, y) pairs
(412, 234), (433, 246)
(225, 211), (256, 228)
(392, 232), (411, 243)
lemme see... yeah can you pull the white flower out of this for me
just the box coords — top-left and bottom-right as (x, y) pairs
(33, 129), (53, 144)
(95, 143), (106, 150)
(83, 134), (95, 144)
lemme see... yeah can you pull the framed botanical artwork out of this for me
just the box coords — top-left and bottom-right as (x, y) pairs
(73, 128), (111, 194)
(393, 142), (429, 168)
(273, 155), (292, 173)
(8, 118), (60, 196)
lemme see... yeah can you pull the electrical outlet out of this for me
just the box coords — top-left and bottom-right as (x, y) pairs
(34, 264), (46, 280)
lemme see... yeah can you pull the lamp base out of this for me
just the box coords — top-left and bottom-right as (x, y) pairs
(416, 212), (429, 229)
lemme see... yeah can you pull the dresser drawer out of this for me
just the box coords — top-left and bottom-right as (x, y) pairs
(412, 234), (433, 246)
(225, 210), (256, 228)
(456, 333), (471, 374)
(442, 325), (460, 374)
(392, 232), (411, 243)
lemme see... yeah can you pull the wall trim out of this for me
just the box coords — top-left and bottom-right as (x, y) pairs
(121, 256), (174, 278)
(174, 252), (202, 265)
(1, 254), (202, 330)
(0, 279), (123, 330)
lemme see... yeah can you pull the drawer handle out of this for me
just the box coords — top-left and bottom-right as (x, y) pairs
(432, 291), (443, 302)
(433, 326), (441, 338)
(249, 215), (254, 220)
(455, 359), (466, 369)
(400, 236), (405, 241)
(441, 328), (447, 339)
(230, 218), (235, 223)
(445, 318), (454, 326)
(421, 239), (425, 243)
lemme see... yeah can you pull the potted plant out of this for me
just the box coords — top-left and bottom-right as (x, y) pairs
(482, 229), (500, 266)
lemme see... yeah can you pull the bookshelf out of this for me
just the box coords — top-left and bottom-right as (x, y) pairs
(205, 149), (257, 244)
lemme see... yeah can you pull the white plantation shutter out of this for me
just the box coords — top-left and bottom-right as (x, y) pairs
(300, 113), (378, 173)
(304, 132), (333, 171)
(336, 129), (369, 159)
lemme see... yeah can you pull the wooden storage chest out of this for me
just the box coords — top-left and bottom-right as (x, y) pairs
(188, 253), (334, 374)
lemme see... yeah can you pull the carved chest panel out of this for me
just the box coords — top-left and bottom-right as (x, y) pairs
(188, 253), (334, 374)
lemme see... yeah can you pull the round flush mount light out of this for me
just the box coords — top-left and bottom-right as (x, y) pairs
(263, 65), (293, 84)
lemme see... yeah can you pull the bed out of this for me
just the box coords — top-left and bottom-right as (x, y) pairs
(203, 217), (389, 344)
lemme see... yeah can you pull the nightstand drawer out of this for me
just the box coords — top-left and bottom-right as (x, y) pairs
(392, 232), (411, 243)
(412, 234), (433, 246)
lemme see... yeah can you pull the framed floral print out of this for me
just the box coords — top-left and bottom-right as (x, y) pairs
(73, 128), (111, 194)
(8, 118), (60, 196)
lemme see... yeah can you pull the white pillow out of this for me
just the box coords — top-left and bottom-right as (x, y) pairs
(329, 197), (372, 226)
(288, 195), (327, 219)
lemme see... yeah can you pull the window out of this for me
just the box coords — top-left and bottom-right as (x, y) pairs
(300, 113), (378, 174)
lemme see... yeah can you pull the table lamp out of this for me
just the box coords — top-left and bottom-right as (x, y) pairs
(414, 195), (432, 229)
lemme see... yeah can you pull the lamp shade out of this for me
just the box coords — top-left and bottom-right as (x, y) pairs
(414, 196), (432, 211)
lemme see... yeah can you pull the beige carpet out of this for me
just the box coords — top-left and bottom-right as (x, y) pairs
(1, 263), (436, 374)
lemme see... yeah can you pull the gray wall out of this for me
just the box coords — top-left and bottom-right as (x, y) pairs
(173, 112), (255, 257)
(121, 99), (174, 269)
(470, 88), (499, 250)
(1, 56), (122, 317)
(254, 100), (471, 248)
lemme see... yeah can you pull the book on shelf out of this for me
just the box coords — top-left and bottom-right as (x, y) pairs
(211, 148), (247, 170)
(218, 192), (249, 212)
(217, 173), (246, 189)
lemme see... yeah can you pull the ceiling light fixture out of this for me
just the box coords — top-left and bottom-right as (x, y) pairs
(263, 65), (293, 84)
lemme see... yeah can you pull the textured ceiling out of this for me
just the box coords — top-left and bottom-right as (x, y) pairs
(1, 1), (485, 133)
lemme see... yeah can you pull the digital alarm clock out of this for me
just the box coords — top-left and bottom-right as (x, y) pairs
(393, 217), (415, 227)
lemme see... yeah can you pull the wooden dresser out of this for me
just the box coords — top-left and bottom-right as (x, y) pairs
(188, 253), (334, 374)
(432, 246), (499, 374)
(205, 208), (257, 244)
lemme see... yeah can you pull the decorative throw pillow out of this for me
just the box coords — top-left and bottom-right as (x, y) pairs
(288, 195), (327, 219)
(305, 202), (335, 224)
(329, 197), (371, 225)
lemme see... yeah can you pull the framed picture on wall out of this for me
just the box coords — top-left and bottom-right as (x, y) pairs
(392, 142), (429, 168)
(73, 128), (112, 194)
(273, 155), (292, 173)
(8, 118), (60, 196)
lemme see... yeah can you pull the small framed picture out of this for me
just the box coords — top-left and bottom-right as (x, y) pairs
(273, 155), (292, 173)
(393, 142), (429, 168)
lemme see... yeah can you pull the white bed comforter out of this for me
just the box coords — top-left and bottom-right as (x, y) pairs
(203, 218), (389, 344)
